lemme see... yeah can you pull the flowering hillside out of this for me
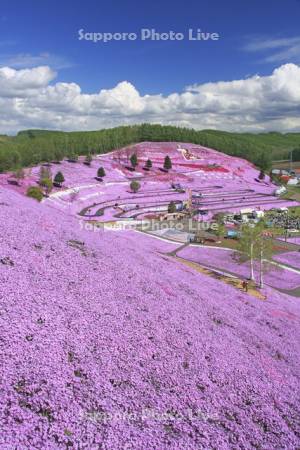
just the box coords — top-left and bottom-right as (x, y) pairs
(274, 251), (300, 270)
(1, 142), (298, 222)
(0, 186), (300, 449)
(177, 246), (300, 290)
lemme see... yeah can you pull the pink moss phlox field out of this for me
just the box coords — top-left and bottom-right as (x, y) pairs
(177, 246), (300, 290)
(0, 144), (300, 448)
(273, 251), (300, 270)
(2, 142), (298, 223)
(278, 236), (300, 245)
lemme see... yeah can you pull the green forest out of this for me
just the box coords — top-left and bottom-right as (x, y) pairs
(0, 124), (300, 173)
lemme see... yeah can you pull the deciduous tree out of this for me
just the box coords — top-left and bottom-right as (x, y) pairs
(130, 180), (140, 193)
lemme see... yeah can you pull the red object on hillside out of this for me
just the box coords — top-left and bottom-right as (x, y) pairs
(280, 175), (290, 182)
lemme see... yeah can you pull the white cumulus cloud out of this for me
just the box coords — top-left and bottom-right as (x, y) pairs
(0, 63), (300, 134)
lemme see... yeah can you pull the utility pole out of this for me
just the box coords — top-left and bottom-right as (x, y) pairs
(250, 241), (255, 281)
(290, 149), (294, 173)
(285, 210), (289, 242)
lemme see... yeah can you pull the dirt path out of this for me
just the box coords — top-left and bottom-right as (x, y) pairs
(173, 255), (266, 301)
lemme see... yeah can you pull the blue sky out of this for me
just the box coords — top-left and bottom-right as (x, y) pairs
(1, 0), (299, 93)
(0, 0), (300, 133)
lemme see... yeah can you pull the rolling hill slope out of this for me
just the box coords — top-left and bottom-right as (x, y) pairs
(1, 125), (300, 173)
(0, 185), (299, 448)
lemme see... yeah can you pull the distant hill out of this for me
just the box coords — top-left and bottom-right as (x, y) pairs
(0, 135), (10, 142)
(17, 129), (66, 138)
(0, 124), (299, 172)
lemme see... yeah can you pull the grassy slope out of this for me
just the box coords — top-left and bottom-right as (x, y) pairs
(14, 128), (300, 159)
(202, 130), (300, 158)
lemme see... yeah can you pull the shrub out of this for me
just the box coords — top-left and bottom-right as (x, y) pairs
(97, 167), (106, 178)
(40, 177), (53, 195)
(130, 180), (141, 193)
(27, 186), (43, 202)
(54, 171), (65, 186)
(168, 201), (177, 213)
(164, 155), (172, 170)
(146, 159), (152, 169)
(130, 153), (138, 169)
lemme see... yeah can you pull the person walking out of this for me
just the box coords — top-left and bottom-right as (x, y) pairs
(242, 280), (249, 292)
